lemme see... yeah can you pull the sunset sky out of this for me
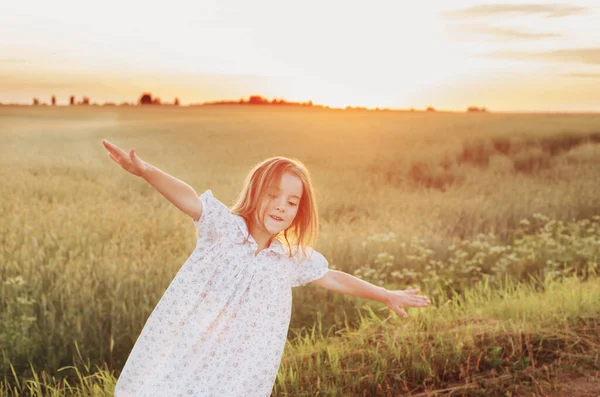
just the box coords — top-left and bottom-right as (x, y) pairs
(1, 1), (599, 111)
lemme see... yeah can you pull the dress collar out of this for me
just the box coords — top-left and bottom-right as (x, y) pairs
(233, 214), (288, 256)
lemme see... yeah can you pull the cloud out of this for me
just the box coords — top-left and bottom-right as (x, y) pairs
(442, 3), (589, 19)
(562, 72), (600, 78)
(453, 24), (561, 40)
(490, 48), (600, 65)
(441, 4), (582, 42)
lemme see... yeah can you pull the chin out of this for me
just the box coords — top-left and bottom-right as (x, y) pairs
(265, 219), (287, 234)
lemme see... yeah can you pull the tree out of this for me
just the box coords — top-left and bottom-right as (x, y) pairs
(248, 95), (267, 104)
(70, 95), (75, 106)
(139, 93), (153, 105)
(467, 106), (488, 113)
(174, 97), (180, 106)
(33, 98), (39, 106)
(51, 95), (56, 106)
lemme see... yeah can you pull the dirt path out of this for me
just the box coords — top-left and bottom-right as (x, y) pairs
(510, 369), (600, 397)
(546, 370), (600, 397)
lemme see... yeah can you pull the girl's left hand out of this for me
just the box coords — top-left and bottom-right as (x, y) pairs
(384, 288), (431, 318)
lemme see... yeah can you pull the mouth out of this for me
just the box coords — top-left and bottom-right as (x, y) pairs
(269, 215), (284, 222)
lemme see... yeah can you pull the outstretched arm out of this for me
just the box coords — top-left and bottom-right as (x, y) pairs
(143, 163), (204, 221)
(102, 139), (203, 220)
(312, 270), (431, 318)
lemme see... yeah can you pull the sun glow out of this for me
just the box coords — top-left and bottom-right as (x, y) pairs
(1, 0), (600, 110)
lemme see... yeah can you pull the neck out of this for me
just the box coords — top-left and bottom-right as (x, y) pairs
(248, 219), (273, 250)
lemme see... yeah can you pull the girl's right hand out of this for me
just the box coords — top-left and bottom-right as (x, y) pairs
(102, 139), (149, 178)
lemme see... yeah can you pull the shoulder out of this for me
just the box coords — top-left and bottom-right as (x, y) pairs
(201, 190), (236, 218)
(194, 189), (240, 237)
(289, 245), (321, 263)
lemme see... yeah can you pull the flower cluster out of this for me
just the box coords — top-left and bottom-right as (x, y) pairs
(355, 214), (600, 296)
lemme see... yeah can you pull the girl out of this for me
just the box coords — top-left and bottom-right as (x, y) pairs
(102, 139), (431, 397)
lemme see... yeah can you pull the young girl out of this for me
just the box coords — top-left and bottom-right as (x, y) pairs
(102, 139), (431, 397)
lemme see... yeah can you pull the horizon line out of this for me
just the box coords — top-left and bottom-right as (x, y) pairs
(1, 102), (599, 115)
(0, 93), (598, 114)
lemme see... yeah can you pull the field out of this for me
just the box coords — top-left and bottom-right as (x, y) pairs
(1, 106), (599, 396)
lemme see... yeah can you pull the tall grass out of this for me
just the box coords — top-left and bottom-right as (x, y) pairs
(3, 268), (599, 396)
(1, 106), (599, 395)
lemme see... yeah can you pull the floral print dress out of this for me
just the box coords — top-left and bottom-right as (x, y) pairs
(114, 189), (329, 397)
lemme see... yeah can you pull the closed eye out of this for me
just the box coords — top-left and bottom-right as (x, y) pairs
(268, 193), (297, 206)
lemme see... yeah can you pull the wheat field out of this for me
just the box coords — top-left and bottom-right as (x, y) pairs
(1, 106), (599, 396)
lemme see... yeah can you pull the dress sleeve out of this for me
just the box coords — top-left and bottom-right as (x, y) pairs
(192, 189), (231, 247)
(289, 247), (329, 287)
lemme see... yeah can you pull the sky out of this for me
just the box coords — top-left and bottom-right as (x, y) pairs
(1, 0), (599, 111)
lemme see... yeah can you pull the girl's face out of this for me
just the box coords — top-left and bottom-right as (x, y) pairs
(255, 172), (303, 237)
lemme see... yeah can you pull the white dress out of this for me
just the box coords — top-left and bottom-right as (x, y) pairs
(114, 189), (329, 397)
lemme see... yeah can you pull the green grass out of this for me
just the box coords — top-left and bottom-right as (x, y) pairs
(1, 106), (599, 395)
(3, 271), (599, 396)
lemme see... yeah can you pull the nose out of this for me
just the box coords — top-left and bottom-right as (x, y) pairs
(275, 197), (285, 212)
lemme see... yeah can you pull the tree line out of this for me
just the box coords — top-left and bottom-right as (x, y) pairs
(2, 93), (489, 113)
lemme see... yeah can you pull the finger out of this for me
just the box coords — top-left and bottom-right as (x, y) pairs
(105, 144), (122, 159)
(102, 140), (115, 154)
(131, 149), (144, 166)
(413, 295), (429, 301)
(107, 147), (122, 160)
(102, 139), (115, 150)
(109, 153), (118, 162)
(397, 308), (408, 318)
(409, 298), (429, 306)
(105, 140), (129, 157)
(407, 292), (430, 302)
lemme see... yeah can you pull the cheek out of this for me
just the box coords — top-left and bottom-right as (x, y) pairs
(288, 208), (299, 221)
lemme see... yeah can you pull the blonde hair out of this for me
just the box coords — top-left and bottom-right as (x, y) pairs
(230, 156), (319, 259)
